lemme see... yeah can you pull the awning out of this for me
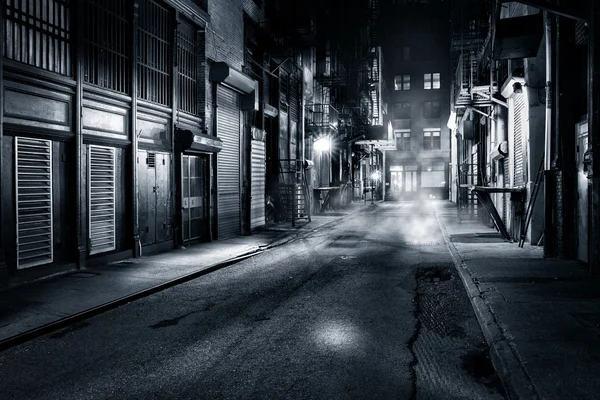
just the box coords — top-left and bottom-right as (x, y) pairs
(493, 14), (544, 60)
(176, 126), (223, 153)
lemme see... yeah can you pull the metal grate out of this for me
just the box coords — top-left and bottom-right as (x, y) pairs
(137, 0), (172, 106)
(4, 0), (72, 76)
(88, 146), (116, 255)
(147, 152), (156, 168)
(83, 0), (130, 94)
(15, 137), (53, 269)
(177, 20), (198, 115)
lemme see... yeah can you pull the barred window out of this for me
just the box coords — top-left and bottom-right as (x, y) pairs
(83, 0), (130, 94)
(3, 0), (71, 76)
(177, 21), (198, 115)
(137, 0), (172, 106)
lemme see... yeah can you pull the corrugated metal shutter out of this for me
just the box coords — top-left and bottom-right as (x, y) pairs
(251, 139), (266, 230)
(217, 85), (241, 239)
(88, 145), (116, 255)
(15, 137), (53, 269)
(513, 93), (525, 187)
(503, 157), (509, 224)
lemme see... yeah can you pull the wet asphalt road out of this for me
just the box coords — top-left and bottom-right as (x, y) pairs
(0, 201), (506, 399)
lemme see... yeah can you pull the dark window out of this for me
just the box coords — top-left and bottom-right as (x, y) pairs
(423, 129), (441, 150)
(4, 0), (72, 76)
(137, 0), (172, 106)
(395, 46), (410, 62)
(84, 0), (130, 94)
(396, 130), (411, 151)
(394, 102), (411, 119)
(177, 20), (198, 115)
(423, 101), (441, 118)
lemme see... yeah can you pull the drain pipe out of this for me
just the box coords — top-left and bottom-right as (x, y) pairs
(544, 11), (553, 171)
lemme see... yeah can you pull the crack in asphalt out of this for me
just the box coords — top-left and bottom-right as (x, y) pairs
(408, 271), (422, 400)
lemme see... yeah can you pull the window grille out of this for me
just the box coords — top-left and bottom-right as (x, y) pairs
(83, 0), (130, 94)
(4, 0), (72, 76)
(15, 137), (53, 269)
(177, 21), (198, 115)
(88, 146), (116, 255)
(137, 0), (172, 106)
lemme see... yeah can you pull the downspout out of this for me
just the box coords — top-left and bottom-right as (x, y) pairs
(0, 0), (6, 283)
(132, 2), (141, 257)
(75, 1), (86, 267)
(210, 80), (218, 241)
(544, 11), (553, 171)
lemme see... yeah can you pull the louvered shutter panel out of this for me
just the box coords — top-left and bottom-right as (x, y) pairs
(89, 145), (116, 254)
(513, 93), (525, 187)
(15, 137), (53, 269)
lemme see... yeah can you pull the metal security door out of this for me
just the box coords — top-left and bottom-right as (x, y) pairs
(216, 85), (241, 239)
(576, 122), (588, 262)
(251, 139), (266, 230)
(138, 151), (172, 246)
(182, 154), (209, 242)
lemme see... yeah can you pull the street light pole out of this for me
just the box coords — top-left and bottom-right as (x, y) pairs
(371, 144), (374, 204)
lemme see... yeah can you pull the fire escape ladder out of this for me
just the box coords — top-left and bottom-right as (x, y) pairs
(278, 159), (311, 226)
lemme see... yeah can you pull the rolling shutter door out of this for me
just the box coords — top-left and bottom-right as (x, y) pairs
(251, 139), (266, 230)
(15, 137), (53, 269)
(513, 93), (525, 187)
(88, 145), (116, 255)
(217, 85), (241, 239)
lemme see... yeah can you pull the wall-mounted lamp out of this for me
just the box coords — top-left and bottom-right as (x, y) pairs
(513, 82), (523, 94)
(314, 137), (330, 152)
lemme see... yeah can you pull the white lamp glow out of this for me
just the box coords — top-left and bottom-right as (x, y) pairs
(314, 137), (330, 152)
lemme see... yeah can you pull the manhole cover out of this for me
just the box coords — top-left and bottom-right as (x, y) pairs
(340, 255), (357, 260)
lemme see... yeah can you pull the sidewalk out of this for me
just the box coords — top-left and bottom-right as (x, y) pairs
(436, 201), (600, 400)
(0, 206), (363, 351)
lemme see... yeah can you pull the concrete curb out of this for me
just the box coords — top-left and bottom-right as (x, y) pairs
(435, 212), (540, 400)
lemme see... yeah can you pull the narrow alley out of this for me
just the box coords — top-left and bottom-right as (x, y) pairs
(0, 202), (505, 400)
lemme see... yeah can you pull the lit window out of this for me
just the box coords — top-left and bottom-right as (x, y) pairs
(423, 129), (441, 150)
(424, 73), (441, 90)
(394, 75), (411, 90)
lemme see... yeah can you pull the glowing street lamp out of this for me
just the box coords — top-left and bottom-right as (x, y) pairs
(371, 170), (381, 181)
(314, 137), (330, 152)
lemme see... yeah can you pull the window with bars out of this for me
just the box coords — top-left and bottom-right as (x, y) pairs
(394, 74), (410, 90)
(137, 0), (172, 106)
(395, 130), (411, 151)
(394, 102), (411, 119)
(83, 0), (130, 94)
(3, 0), (72, 76)
(15, 137), (54, 269)
(423, 101), (441, 118)
(424, 73), (441, 89)
(88, 146), (116, 255)
(423, 128), (441, 150)
(177, 20), (198, 115)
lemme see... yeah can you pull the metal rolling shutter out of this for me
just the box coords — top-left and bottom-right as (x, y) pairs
(88, 145), (116, 254)
(503, 157), (509, 224)
(251, 139), (266, 230)
(513, 93), (525, 187)
(217, 85), (241, 239)
(15, 137), (53, 269)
